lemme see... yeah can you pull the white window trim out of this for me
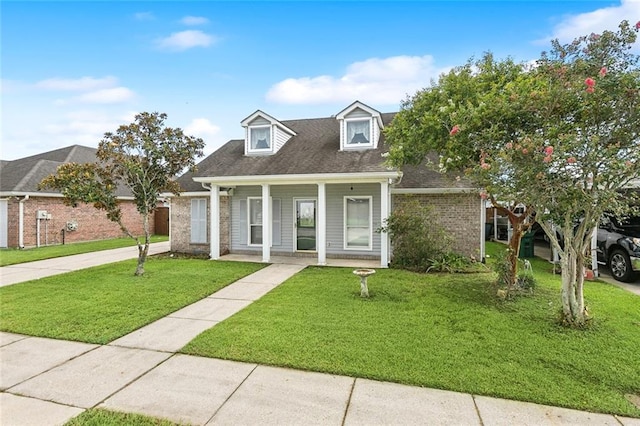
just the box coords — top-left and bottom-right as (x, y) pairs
(343, 118), (373, 149)
(190, 198), (208, 244)
(247, 197), (263, 246)
(248, 125), (272, 153)
(343, 196), (373, 251)
(247, 196), (281, 247)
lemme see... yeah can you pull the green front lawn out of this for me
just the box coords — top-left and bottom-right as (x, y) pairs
(66, 409), (184, 426)
(0, 257), (264, 344)
(182, 243), (640, 417)
(0, 235), (169, 266)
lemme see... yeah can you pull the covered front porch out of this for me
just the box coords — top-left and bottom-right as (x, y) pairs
(195, 172), (400, 268)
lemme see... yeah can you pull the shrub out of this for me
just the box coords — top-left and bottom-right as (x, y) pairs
(380, 199), (454, 272)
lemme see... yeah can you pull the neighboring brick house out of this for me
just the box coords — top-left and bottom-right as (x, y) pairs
(169, 101), (485, 266)
(0, 145), (154, 248)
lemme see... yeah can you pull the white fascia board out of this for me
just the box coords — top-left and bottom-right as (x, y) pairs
(240, 110), (296, 136)
(390, 187), (478, 195)
(335, 101), (384, 128)
(0, 191), (135, 200)
(161, 191), (229, 197)
(193, 172), (401, 186)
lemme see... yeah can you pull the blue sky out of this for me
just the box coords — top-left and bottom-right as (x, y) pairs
(2, 1), (639, 161)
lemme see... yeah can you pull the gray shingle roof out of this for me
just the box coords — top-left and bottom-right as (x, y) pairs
(1, 145), (98, 193)
(0, 145), (131, 196)
(185, 111), (473, 192)
(194, 113), (397, 178)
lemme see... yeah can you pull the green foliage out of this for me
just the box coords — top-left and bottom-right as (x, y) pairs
(379, 199), (453, 272)
(492, 248), (537, 298)
(65, 409), (183, 426)
(39, 112), (205, 275)
(0, 235), (168, 266)
(182, 256), (640, 417)
(426, 252), (476, 273)
(385, 21), (640, 326)
(0, 258), (264, 344)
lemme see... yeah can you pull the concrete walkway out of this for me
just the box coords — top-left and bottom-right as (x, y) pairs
(1, 245), (639, 425)
(0, 241), (171, 287)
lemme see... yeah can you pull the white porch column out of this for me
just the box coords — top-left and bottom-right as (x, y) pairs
(262, 183), (270, 263)
(210, 184), (220, 260)
(317, 182), (327, 265)
(480, 198), (486, 262)
(380, 180), (390, 267)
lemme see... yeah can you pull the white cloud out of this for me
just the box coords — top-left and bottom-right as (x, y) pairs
(75, 87), (136, 104)
(180, 16), (209, 26)
(156, 30), (217, 51)
(184, 118), (220, 140)
(266, 55), (448, 105)
(538, 0), (640, 45)
(134, 12), (155, 21)
(35, 76), (118, 91)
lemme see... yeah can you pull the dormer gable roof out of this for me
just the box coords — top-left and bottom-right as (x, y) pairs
(335, 100), (384, 129)
(240, 110), (297, 136)
(240, 110), (297, 156)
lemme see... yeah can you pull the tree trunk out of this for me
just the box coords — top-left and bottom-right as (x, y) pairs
(134, 213), (151, 276)
(559, 244), (587, 327)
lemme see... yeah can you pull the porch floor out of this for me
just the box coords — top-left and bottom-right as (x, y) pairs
(219, 254), (381, 269)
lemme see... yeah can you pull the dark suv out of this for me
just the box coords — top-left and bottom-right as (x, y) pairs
(597, 214), (640, 282)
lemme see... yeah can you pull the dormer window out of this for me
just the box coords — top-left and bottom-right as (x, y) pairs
(241, 110), (296, 156)
(336, 101), (384, 151)
(346, 119), (371, 146)
(250, 126), (271, 151)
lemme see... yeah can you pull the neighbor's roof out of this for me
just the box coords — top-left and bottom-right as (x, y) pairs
(179, 112), (472, 192)
(0, 145), (130, 196)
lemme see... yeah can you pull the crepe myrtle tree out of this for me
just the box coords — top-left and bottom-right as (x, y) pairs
(385, 53), (541, 293)
(40, 112), (205, 276)
(385, 20), (640, 326)
(508, 21), (640, 326)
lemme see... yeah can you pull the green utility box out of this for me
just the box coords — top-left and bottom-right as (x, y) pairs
(519, 232), (535, 258)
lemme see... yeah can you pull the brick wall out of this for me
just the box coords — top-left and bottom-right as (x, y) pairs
(170, 195), (230, 256)
(392, 192), (482, 258)
(5, 196), (155, 248)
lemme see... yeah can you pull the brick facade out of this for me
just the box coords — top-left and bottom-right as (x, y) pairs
(4, 197), (154, 248)
(169, 195), (230, 256)
(392, 192), (482, 258)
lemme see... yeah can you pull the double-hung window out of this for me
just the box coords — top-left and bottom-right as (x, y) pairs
(344, 196), (372, 250)
(249, 126), (271, 151)
(190, 198), (207, 243)
(346, 119), (371, 147)
(248, 197), (263, 245)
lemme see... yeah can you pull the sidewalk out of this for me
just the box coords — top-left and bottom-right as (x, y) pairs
(0, 241), (171, 287)
(1, 245), (639, 425)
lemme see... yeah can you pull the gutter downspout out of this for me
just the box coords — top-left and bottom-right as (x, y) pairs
(18, 195), (29, 248)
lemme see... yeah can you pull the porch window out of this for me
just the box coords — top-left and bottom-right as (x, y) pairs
(190, 198), (207, 243)
(344, 196), (372, 250)
(248, 197), (263, 245)
(249, 126), (271, 151)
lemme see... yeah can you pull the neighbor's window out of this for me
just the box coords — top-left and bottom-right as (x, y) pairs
(248, 197), (263, 245)
(344, 196), (372, 249)
(190, 198), (207, 244)
(249, 126), (271, 151)
(346, 119), (371, 146)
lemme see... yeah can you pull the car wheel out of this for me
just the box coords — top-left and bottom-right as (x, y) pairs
(608, 249), (635, 282)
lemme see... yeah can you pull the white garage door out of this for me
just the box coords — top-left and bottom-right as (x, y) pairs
(0, 199), (7, 248)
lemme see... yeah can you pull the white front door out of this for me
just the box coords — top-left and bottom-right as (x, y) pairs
(295, 199), (316, 251)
